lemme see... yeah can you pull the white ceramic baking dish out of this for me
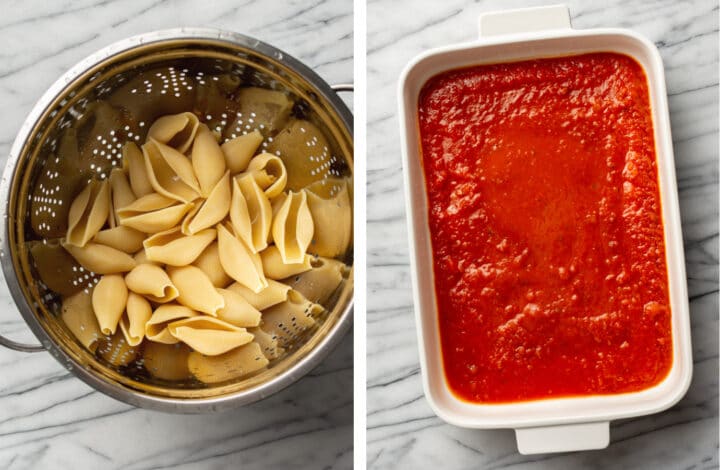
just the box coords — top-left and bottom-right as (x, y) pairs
(398, 5), (692, 455)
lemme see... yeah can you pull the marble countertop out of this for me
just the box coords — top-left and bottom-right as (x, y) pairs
(367, 0), (718, 468)
(0, 1), (353, 469)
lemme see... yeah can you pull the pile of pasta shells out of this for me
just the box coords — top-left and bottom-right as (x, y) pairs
(56, 111), (351, 384)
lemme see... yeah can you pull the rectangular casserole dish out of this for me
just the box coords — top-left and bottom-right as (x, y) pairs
(398, 5), (692, 454)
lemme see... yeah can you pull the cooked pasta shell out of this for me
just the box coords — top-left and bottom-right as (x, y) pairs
(168, 316), (253, 356)
(144, 227), (216, 266)
(167, 265), (225, 316)
(261, 290), (323, 348)
(125, 263), (178, 303)
(282, 257), (348, 306)
(248, 327), (284, 360)
(97, 330), (140, 367)
(143, 139), (201, 203)
(123, 142), (154, 197)
(93, 225), (146, 254)
(221, 130), (263, 174)
(181, 171), (231, 235)
(192, 123), (226, 196)
(266, 119), (337, 191)
(233, 174), (272, 252)
(271, 191), (314, 264)
(143, 342), (193, 381)
(109, 169), (136, 226)
(188, 342), (269, 383)
(92, 274), (128, 335)
(260, 245), (312, 279)
(192, 242), (231, 288)
(217, 223), (268, 293)
(62, 241), (136, 274)
(66, 179), (110, 247)
(117, 193), (193, 234)
(61, 290), (102, 352)
(30, 239), (84, 296)
(245, 152), (287, 198)
(216, 288), (261, 327)
(227, 279), (290, 311)
(145, 304), (198, 344)
(304, 178), (352, 258)
(119, 292), (152, 346)
(147, 112), (200, 154)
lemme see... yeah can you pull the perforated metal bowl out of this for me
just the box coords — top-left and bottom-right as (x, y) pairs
(0, 28), (353, 412)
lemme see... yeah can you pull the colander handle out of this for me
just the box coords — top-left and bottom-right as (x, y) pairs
(0, 332), (44, 353)
(331, 84), (354, 93)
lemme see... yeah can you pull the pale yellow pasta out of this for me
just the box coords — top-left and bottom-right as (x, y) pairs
(271, 191), (314, 264)
(145, 304), (198, 344)
(62, 241), (136, 274)
(192, 242), (231, 288)
(188, 342), (269, 383)
(93, 225), (146, 253)
(118, 193), (194, 234)
(182, 171), (230, 235)
(229, 177), (254, 251)
(221, 129), (263, 173)
(66, 179), (110, 247)
(125, 263), (178, 303)
(227, 279), (290, 311)
(143, 139), (200, 202)
(98, 330), (140, 367)
(261, 290), (323, 348)
(119, 292), (152, 346)
(109, 169), (136, 225)
(143, 342), (192, 381)
(304, 178), (352, 258)
(168, 316), (254, 356)
(192, 123), (226, 196)
(248, 327), (284, 360)
(147, 112), (200, 154)
(92, 274), (128, 335)
(167, 265), (225, 316)
(216, 288), (261, 327)
(61, 290), (102, 352)
(144, 227), (216, 266)
(233, 174), (272, 252)
(260, 245), (312, 279)
(246, 152), (287, 198)
(123, 142), (154, 197)
(217, 223), (267, 293)
(133, 249), (155, 265)
(282, 257), (348, 306)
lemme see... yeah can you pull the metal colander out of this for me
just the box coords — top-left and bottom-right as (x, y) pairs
(0, 29), (353, 412)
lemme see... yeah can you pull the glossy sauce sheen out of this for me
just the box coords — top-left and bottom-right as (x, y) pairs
(418, 53), (672, 403)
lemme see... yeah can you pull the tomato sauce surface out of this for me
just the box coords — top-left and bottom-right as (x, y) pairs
(417, 53), (672, 403)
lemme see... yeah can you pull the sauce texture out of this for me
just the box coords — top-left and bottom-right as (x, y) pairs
(418, 53), (672, 403)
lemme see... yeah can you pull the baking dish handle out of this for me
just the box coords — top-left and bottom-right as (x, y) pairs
(0, 330), (44, 352)
(515, 421), (610, 454)
(478, 4), (572, 37)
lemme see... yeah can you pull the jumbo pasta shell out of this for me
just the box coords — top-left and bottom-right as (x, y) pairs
(271, 191), (314, 264)
(182, 171), (231, 235)
(66, 179), (110, 247)
(217, 223), (268, 293)
(143, 139), (200, 203)
(304, 178), (352, 258)
(260, 245), (312, 280)
(216, 288), (261, 327)
(125, 264), (178, 303)
(167, 265), (225, 316)
(226, 279), (290, 311)
(62, 241), (137, 274)
(168, 316), (254, 356)
(119, 292), (152, 346)
(144, 227), (216, 266)
(147, 112), (200, 154)
(123, 142), (154, 197)
(221, 130), (263, 174)
(192, 123), (226, 196)
(192, 242), (232, 288)
(93, 225), (146, 254)
(92, 274), (128, 335)
(118, 193), (193, 234)
(246, 152), (287, 198)
(145, 304), (198, 344)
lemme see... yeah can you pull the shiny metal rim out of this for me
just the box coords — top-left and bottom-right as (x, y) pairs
(0, 28), (353, 412)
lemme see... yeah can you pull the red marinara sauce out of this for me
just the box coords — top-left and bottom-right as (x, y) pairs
(417, 53), (672, 403)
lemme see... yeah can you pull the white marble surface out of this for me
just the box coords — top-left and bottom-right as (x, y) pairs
(0, 1), (353, 469)
(367, 0), (718, 468)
